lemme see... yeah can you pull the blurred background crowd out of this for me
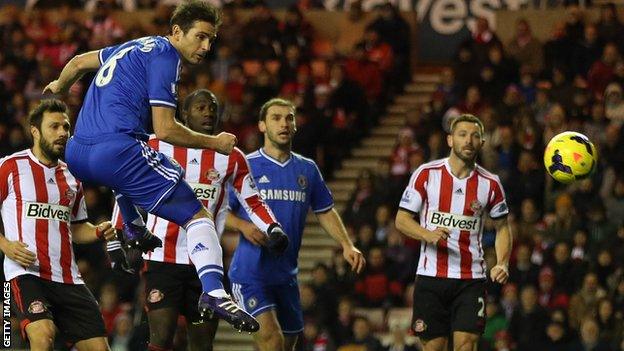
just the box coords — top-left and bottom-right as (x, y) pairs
(1, 0), (624, 351)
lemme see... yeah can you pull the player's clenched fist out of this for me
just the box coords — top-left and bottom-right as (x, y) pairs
(0, 239), (36, 267)
(214, 132), (237, 155)
(423, 227), (450, 245)
(96, 221), (117, 241)
(490, 264), (509, 284)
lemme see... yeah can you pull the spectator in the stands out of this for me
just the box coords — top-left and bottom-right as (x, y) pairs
(344, 169), (379, 228)
(482, 297), (509, 350)
(509, 285), (550, 351)
(537, 266), (570, 311)
(279, 5), (314, 56)
(510, 243), (541, 289)
(389, 127), (420, 184)
(565, 5), (585, 41)
(467, 17), (502, 64)
(369, 3), (410, 92)
(301, 283), (332, 328)
(84, 0), (124, 48)
(359, 26), (394, 75)
(572, 23), (604, 77)
(507, 18), (543, 75)
(597, 3), (624, 46)
(542, 321), (571, 351)
(436, 67), (461, 106)
(302, 318), (336, 351)
(343, 316), (383, 351)
(454, 43), (480, 91)
(385, 225), (417, 286)
(543, 21), (574, 76)
(331, 297), (356, 346)
(588, 42), (619, 99)
(569, 272), (607, 330)
(241, 2), (280, 59)
(354, 247), (402, 307)
(569, 318), (613, 351)
(605, 82), (624, 125)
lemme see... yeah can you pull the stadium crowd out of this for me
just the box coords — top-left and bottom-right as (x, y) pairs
(0, 1), (623, 351)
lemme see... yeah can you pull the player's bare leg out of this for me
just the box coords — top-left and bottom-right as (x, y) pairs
(74, 336), (111, 351)
(253, 311), (284, 351)
(187, 207), (258, 332)
(452, 331), (479, 351)
(25, 319), (56, 351)
(147, 308), (178, 351)
(283, 335), (298, 351)
(187, 318), (218, 351)
(421, 337), (448, 351)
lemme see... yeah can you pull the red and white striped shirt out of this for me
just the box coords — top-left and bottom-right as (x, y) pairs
(0, 149), (87, 284)
(399, 158), (508, 279)
(113, 138), (278, 264)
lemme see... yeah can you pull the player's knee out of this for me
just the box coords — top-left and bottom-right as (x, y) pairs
(191, 206), (212, 221)
(454, 335), (478, 351)
(258, 332), (284, 350)
(149, 325), (175, 349)
(148, 309), (176, 350)
(26, 321), (56, 349)
(422, 338), (447, 351)
(75, 337), (111, 351)
(256, 323), (284, 349)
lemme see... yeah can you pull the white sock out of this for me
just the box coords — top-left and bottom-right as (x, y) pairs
(185, 218), (225, 294)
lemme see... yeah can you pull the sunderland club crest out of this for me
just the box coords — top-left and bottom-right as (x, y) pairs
(63, 188), (76, 203)
(148, 289), (164, 303)
(470, 200), (483, 215)
(206, 169), (220, 182)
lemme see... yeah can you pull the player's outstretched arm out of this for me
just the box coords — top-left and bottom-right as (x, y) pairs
(490, 216), (512, 284)
(316, 209), (366, 274)
(70, 221), (117, 244)
(395, 209), (450, 245)
(152, 106), (236, 154)
(43, 51), (101, 95)
(225, 213), (268, 246)
(0, 232), (36, 267)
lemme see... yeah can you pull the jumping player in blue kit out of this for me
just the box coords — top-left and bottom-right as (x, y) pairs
(43, 0), (261, 332)
(226, 98), (366, 351)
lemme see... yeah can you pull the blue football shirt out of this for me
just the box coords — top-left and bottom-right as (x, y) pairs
(228, 149), (334, 284)
(74, 36), (181, 142)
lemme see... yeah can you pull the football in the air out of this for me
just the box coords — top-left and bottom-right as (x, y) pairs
(544, 131), (597, 184)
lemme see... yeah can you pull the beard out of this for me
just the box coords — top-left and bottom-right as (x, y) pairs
(452, 145), (478, 163)
(268, 131), (292, 149)
(40, 137), (64, 162)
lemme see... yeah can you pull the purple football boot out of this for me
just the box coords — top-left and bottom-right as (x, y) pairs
(198, 292), (260, 333)
(122, 222), (162, 253)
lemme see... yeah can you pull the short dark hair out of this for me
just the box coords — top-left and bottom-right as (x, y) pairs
(170, 0), (222, 34)
(28, 99), (68, 131)
(182, 89), (218, 114)
(259, 98), (295, 122)
(450, 114), (485, 136)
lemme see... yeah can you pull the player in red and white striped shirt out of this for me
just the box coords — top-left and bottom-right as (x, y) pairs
(0, 100), (116, 351)
(110, 89), (283, 351)
(395, 114), (513, 351)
